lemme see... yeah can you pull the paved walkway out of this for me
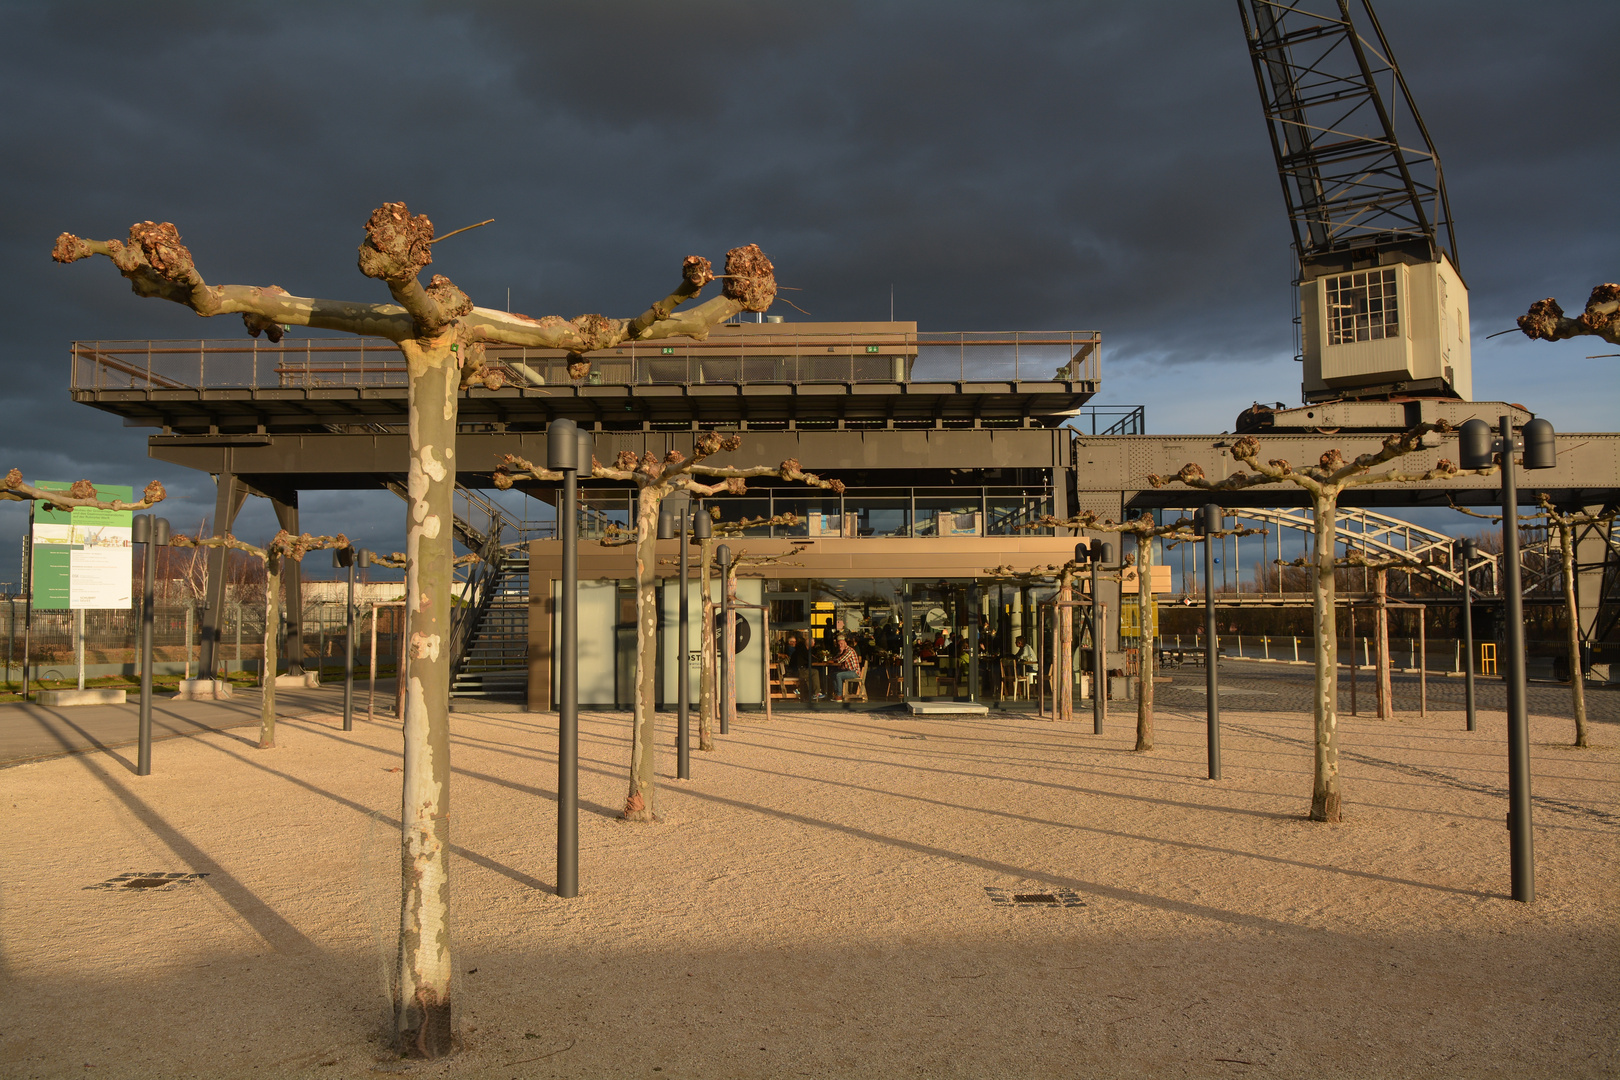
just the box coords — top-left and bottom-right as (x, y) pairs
(0, 680), (397, 766)
(1156, 657), (1620, 724)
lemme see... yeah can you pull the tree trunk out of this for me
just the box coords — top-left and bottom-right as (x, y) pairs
(725, 568), (739, 725)
(394, 337), (457, 1058)
(624, 483), (662, 821)
(698, 538), (715, 751)
(1058, 568), (1074, 722)
(1559, 521), (1588, 747)
(259, 556), (280, 749)
(1374, 568), (1392, 720)
(1311, 491), (1342, 822)
(1135, 531), (1155, 752)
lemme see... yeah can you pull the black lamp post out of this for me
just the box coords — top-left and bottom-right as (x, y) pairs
(132, 514), (170, 776)
(1460, 414), (1555, 903)
(715, 543), (732, 735)
(659, 490), (709, 781)
(547, 416), (591, 900)
(1078, 539), (1113, 734)
(1195, 503), (1223, 780)
(1457, 537), (1478, 733)
(333, 545), (365, 732)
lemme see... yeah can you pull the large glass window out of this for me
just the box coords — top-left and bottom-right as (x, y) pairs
(1325, 268), (1399, 344)
(986, 488), (1053, 535)
(767, 577), (905, 706)
(916, 489), (984, 537)
(844, 488), (911, 537)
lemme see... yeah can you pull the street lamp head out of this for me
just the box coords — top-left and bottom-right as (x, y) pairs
(1075, 542), (1089, 564)
(1522, 417), (1556, 470)
(1198, 503), (1222, 536)
(146, 517), (170, 546)
(577, 427), (594, 474)
(691, 509), (712, 541)
(1100, 542), (1115, 565)
(1460, 537), (1477, 562)
(132, 515), (149, 544)
(715, 543), (732, 571)
(333, 546), (354, 569)
(657, 504), (676, 540)
(546, 417), (580, 471)
(358, 548), (373, 569)
(1458, 418), (1494, 470)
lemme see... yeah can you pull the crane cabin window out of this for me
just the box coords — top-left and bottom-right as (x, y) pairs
(1325, 268), (1399, 345)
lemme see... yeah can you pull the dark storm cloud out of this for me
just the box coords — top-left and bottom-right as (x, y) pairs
(0, 0), (1614, 564)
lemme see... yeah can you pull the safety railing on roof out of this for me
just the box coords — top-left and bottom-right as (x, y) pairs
(70, 330), (1101, 392)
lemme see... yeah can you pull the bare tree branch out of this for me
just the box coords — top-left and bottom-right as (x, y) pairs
(1518, 283), (1620, 346)
(3, 471), (166, 511)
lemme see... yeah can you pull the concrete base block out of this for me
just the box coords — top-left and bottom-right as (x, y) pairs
(272, 671), (320, 688)
(173, 679), (235, 701)
(35, 688), (128, 706)
(906, 700), (990, 715)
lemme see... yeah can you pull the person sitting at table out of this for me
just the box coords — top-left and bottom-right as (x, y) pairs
(831, 631), (863, 698)
(780, 631), (811, 701)
(1013, 635), (1036, 672)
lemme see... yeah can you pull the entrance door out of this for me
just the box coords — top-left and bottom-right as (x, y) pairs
(906, 581), (973, 700)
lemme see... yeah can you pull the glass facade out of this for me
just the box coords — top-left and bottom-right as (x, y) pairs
(577, 484), (1054, 539)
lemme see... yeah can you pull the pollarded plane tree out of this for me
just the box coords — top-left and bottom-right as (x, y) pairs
(1148, 423), (1483, 822)
(1518, 283), (1620, 348)
(1277, 545), (1447, 723)
(983, 557), (1089, 723)
(712, 545), (806, 720)
(170, 531), (348, 748)
(1447, 494), (1618, 748)
(1027, 511), (1263, 752)
(652, 510), (802, 750)
(495, 437), (840, 822)
(54, 205), (779, 1059)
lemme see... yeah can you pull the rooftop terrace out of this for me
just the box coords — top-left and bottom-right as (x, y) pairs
(70, 322), (1102, 433)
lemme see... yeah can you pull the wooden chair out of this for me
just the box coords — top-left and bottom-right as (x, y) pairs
(770, 657), (806, 701)
(840, 659), (870, 702)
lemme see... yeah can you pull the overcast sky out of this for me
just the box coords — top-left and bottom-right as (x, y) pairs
(1, 1), (1614, 579)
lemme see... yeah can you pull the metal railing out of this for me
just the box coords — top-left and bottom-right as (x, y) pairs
(70, 330), (1102, 392)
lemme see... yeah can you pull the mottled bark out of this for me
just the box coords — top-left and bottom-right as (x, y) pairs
(1135, 528), (1155, 752)
(1310, 493), (1342, 821)
(395, 335), (457, 1056)
(1374, 569), (1392, 721)
(260, 555), (281, 748)
(58, 206), (788, 1061)
(1557, 520), (1588, 747)
(624, 487), (663, 821)
(1058, 568), (1074, 722)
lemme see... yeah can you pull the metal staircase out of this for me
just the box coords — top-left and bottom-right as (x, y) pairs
(449, 547), (530, 706)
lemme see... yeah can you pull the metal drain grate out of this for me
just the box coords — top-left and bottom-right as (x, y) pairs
(85, 872), (209, 892)
(984, 886), (1084, 908)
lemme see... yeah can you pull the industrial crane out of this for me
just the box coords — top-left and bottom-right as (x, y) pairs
(1234, 1), (1474, 431)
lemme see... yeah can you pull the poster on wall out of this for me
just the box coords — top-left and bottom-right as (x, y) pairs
(30, 483), (134, 610)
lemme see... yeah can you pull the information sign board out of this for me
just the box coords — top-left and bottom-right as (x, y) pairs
(30, 483), (134, 610)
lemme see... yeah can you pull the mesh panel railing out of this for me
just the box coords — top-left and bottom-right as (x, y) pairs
(72, 331), (1101, 390)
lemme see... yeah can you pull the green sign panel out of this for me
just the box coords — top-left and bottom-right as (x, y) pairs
(30, 482), (134, 610)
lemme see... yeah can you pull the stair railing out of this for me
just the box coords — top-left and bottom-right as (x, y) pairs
(448, 519), (506, 686)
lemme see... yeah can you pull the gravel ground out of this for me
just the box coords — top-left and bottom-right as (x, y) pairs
(0, 684), (1615, 1079)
